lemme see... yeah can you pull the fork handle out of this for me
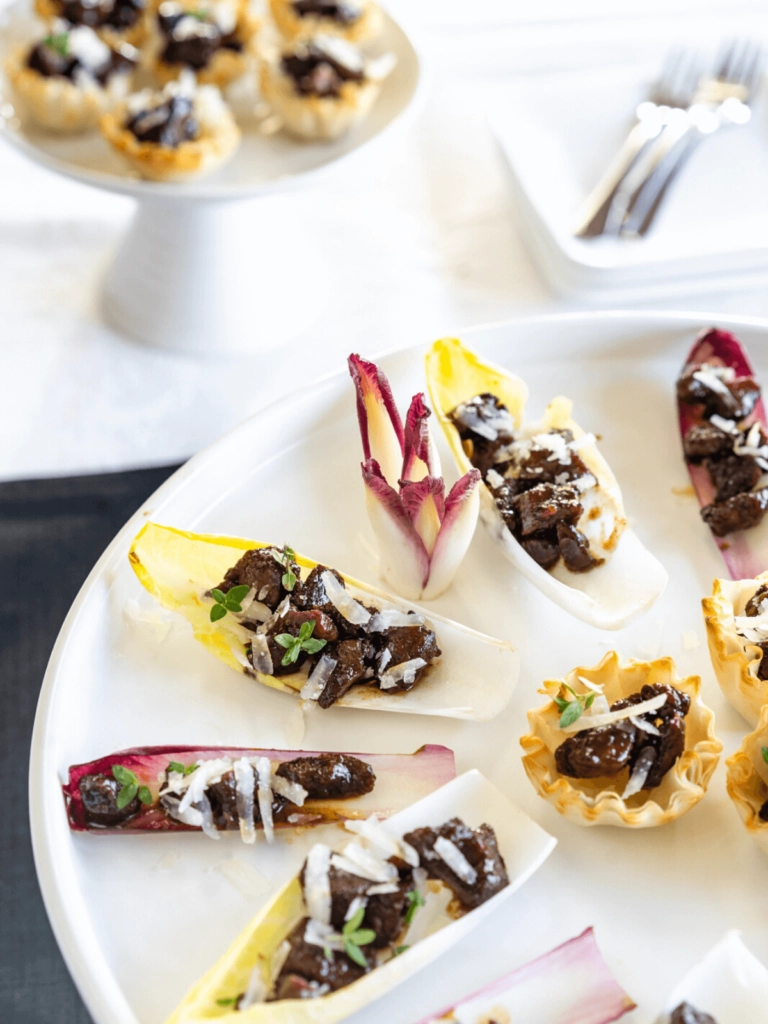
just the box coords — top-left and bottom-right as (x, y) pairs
(621, 132), (702, 236)
(572, 120), (659, 238)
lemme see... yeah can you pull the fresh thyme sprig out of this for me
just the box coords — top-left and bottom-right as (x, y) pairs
(762, 746), (768, 766)
(340, 907), (376, 968)
(44, 32), (69, 58)
(554, 683), (596, 729)
(272, 545), (298, 592)
(112, 764), (152, 809)
(168, 761), (197, 776)
(209, 584), (250, 623)
(274, 620), (326, 666)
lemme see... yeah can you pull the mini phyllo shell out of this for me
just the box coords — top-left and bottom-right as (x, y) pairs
(520, 652), (721, 828)
(35, 0), (147, 47)
(164, 770), (556, 1022)
(64, 744), (455, 838)
(145, 0), (260, 88)
(259, 34), (395, 140)
(129, 522), (518, 720)
(268, 0), (383, 44)
(5, 25), (137, 132)
(425, 337), (668, 630)
(100, 71), (240, 180)
(726, 704), (768, 856)
(702, 573), (768, 726)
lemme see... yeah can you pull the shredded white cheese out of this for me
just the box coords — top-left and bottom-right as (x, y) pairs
(249, 634), (274, 675)
(300, 653), (337, 701)
(622, 747), (656, 799)
(238, 965), (267, 1009)
(321, 571), (371, 626)
(561, 693), (667, 733)
(344, 896), (367, 922)
(365, 882), (400, 896)
(271, 774), (307, 806)
(233, 757), (256, 844)
(367, 608), (425, 631)
(379, 657), (426, 690)
(254, 756), (274, 844)
(331, 842), (398, 883)
(303, 844), (332, 925)
(434, 836), (477, 885)
(630, 715), (661, 736)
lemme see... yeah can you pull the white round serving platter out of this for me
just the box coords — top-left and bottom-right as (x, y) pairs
(30, 311), (768, 1024)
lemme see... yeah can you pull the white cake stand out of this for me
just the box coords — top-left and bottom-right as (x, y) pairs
(0, 7), (423, 354)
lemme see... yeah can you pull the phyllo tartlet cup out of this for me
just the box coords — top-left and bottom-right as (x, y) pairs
(268, 0), (383, 44)
(726, 703), (768, 856)
(520, 652), (721, 828)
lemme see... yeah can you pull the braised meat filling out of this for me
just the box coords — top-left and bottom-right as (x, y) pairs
(127, 94), (198, 146)
(154, 752), (376, 832)
(678, 355), (768, 536)
(258, 816), (507, 1002)
(157, 2), (235, 69)
(78, 772), (141, 826)
(28, 32), (136, 85)
(670, 1003), (717, 1024)
(217, 546), (441, 708)
(292, 0), (362, 24)
(734, 582), (768, 684)
(281, 40), (365, 97)
(554, 683), (690, 791)
(57, 0), (145, 30)
(449, 393), (602, 573)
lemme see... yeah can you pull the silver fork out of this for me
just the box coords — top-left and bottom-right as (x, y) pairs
(618, 40), (763, 237)
(572, 49), (705, 238)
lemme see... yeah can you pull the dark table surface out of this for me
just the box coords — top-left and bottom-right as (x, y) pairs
(1, 464), (181, 1024)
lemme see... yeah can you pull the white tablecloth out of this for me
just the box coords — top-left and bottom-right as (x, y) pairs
(3, 0), (768, 480)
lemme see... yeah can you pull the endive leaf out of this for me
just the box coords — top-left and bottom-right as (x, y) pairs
(63, 745), (456, 833)
(422, 469), (481, 601)
(362, 459), (431, 599)
(426, 337), (668, 630)
(129, 523), (518, 720)
(661, 930), (768, 1022)
(402, 393), (441, 482)
(677, 327), (768, 580)
(415, 927), (635, 1024)
(399, 476), (445, 554)
(164, 770), (556, 1024)
(349, 354), (404, 488)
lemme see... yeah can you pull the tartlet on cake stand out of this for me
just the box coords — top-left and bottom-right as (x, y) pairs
(0, 6), (423, 354)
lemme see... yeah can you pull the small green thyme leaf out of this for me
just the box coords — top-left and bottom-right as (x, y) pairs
(282, 570), (297, 591)
(137, 785), (153, 805)
(298, 620), (313, 642)
(210, 603), (227, 622)
(44, 32), (69, 58)
(275, 621), (327, 666)
(168, 761), (185, 774)
(404, 889), (425, 925)
(559, 700), (585, 729)
(211, 588), (226, 604)
(216, 996), (238, 1007)
(226, 585), (250, 604)
(343, 906), (366, 935)
(274, 633), (296, 649)
(393, 944), (409, 956)
(112, 764), (137, 786)
(302, 637), (326, 655)
(116, 781), (138, 809)
(762, 747), (768, 766)
(344, 940), (368, 968)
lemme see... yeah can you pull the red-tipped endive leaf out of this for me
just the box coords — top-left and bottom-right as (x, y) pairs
(421, 469), (481, 600)
(362, 458), (431, 600)
(678, 328), (768, 580)
(349, 354), (404, 486)
(415, 927), (635, 1024)
(402, 393), (442, 481)
(400, 476), (446, 554)
(63, 744), (456, 834)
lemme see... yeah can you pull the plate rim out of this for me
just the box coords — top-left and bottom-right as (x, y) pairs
(29, 307), (768, 1024)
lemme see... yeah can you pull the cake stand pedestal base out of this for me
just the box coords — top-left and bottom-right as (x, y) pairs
(101, 195), (329, 356)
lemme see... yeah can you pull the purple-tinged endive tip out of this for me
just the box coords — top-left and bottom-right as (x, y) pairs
(402, 393), (441, 482)
(349, 354), (404, 487)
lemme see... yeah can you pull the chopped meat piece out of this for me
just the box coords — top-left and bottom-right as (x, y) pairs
(759, 797), (768, 822)
(755, 641), (768, 681)
(273, 918), (371, 995)
(486, 476), (520, 533)
(512, 483), (582, 536)
(217, 546), (299, 610)
(376, 626), (441, 692)
(282, 607), (339, 641)
(701, 488), (768, 536)
(316, 865), (410, 948)
(682, 422), (734, 462)
(276, 753), (375, 799)
(677, 367), (760, 420)
(281, 42), (364, 98)
(517, 443), (590, 488)
(744, 583), (768, 617)
(609, 683), (689, 788)
(521, 532), (559, 569)
(293, 0), (361, 24)
(669, 1002), (717, 1024)
(450, 394), (515, 477)
(317, 639), (369, 709)
(557, 521), (602, 573)
(79, 773), (142, 827)
(127, 95), (198, 147)
(159, 10), (222, 70)
(704, 453), (761, 502)
(403, 817), (508, 911)
(294, 565), (366, 639)
(554, 721), (637, 779)
(182, 768), (288, 830)
(270, 974), (329, 1001)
